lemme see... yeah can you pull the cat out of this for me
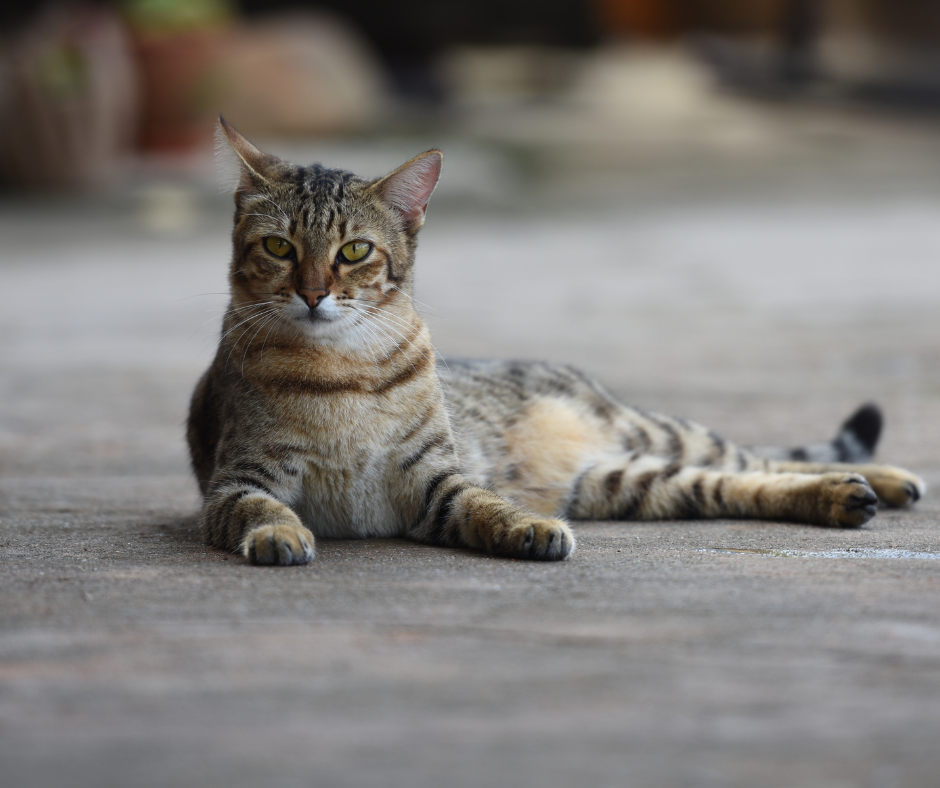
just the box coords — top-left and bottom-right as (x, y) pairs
(187, 117), (925, 566)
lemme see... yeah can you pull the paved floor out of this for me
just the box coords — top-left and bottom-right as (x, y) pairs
(2, 92), (940, 787)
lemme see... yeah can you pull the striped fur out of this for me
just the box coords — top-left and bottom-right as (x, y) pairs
(188, 120), (925, 566)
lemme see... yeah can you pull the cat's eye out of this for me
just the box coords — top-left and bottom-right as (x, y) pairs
(264, 237), (293, 257)
(338, 241), (372, 263)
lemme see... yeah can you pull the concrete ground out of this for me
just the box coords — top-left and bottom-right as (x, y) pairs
(2, 85), (940, 786)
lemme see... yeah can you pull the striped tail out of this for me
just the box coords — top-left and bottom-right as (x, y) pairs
(748, 403), (882, 464)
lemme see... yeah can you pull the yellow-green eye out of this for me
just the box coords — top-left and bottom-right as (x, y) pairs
(264, 237), (293, 257)
(339, 241), (372, 263)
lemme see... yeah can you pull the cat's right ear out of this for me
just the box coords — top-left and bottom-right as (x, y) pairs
(216, 116), (280, 188)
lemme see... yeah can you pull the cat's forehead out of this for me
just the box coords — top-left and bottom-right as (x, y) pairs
(285, 163), (366, 204)
(252, 163), (376, 236)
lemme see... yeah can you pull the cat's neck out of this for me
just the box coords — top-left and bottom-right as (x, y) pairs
(222, 301), (435, 393)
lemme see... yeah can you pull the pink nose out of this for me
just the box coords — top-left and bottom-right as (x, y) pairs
(298, 289), (328, 308)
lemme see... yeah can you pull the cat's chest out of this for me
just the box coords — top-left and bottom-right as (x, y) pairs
(283, 396), (420, 538)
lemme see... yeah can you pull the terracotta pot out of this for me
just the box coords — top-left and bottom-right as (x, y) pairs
(132, 25), (229, 152)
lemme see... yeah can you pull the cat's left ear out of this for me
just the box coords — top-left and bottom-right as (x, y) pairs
(373, 150), (443, 232)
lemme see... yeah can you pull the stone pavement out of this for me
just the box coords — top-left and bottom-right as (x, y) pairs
(2, 101), (940, 787)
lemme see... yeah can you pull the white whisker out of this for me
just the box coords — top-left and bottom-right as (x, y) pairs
(221, 308), (281, 366)
(389, 284), (440, 315)
(355, 301), (450, 374)
(258, 312), (283, 363)
(358, 311), (427, 375)
(219, 305), (281, 343)
(190, 300), (279, 341)
(358, 314), (420, 376)
(241, 311), (282, 378)
(254, 194), (289, 221)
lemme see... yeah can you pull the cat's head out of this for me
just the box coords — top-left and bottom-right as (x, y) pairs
(219, 117), (441, 345)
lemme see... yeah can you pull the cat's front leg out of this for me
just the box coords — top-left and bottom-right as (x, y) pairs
(409, 473), (575, 560)
(202, 470), (313, 566)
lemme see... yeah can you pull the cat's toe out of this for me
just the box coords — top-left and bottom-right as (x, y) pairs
(243, 523), (315, 566)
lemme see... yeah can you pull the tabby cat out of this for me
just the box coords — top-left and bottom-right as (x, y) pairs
(187, 118), (925, 565)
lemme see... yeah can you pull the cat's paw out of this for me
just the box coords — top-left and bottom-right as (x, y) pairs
(501, 517), (575, 561)
(820, 472), (878, 528)
(860, 466), (926, 508)
(243, 523), (315, 565)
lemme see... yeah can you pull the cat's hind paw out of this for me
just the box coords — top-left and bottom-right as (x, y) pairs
(821, 473), (878, 528)
(860, 466), (926, 508)
(243, 523), (315, 565)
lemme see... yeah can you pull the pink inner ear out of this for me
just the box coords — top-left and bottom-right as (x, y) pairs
(381, 153), (442, 223)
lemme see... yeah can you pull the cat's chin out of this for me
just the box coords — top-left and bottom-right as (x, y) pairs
(293, 310), (365, 346)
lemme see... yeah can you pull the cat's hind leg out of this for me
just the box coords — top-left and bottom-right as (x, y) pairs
(745, 403), (925, 507)
(566, 456), (879, 527)
(763, 460), (924, 509)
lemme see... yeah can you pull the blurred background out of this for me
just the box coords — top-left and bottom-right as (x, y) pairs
(1, 0), (939, 470)
(3, 5), (940, 787)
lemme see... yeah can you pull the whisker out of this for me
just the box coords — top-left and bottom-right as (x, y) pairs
(219, 306), (280, 345)
(354, 301), (450, 374)
(254, 194), (290, 221)
(240, 213), (284, 223)
(258, 313), (282, 363)
(359, 315), (420, 377)
(350, 319), (386, 371)
(181, 292), (232, 300)
(359, 310), (432, 372)
(224, 309), (280, 369)
(241, 312), (281, 378)
(351, 301), (422, 333)
(218, 309), (273, 344)
(192, 300), (279, 337)
(389, 284), (440, 315)
(226, 300), (280, 315)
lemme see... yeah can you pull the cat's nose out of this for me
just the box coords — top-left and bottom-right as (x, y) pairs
(298, 288), (328, 308)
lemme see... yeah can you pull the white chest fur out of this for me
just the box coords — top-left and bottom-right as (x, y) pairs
(285, 395), (424, 539)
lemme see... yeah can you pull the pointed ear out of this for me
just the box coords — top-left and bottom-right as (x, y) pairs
(373, 150), (443, 231)
(217, 116), (281, 185)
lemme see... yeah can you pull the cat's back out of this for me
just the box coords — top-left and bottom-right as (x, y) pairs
(440, 359), (620, 419)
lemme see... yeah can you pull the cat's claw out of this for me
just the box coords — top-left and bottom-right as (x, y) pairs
(243, 523), (315, 566)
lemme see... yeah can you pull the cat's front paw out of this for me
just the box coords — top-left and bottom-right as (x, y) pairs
(502, 517), (575, 561)
(860, 466), (926, 508)
(820, 473), (878, 528)
(243, 523), (315, 565)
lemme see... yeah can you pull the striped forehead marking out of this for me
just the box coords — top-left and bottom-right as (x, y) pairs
(237, 164), (369, 242)
(295, 165), (363, 233)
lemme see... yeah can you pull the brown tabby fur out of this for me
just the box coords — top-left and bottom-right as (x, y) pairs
(188, 118), (925, 565)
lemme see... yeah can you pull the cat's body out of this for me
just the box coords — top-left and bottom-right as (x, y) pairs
(188, 119), (925, 565)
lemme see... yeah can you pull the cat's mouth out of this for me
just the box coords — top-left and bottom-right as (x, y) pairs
(291, 297), (358, 341)
(301, 309), (337, 323)
(293, 293), (344, 325)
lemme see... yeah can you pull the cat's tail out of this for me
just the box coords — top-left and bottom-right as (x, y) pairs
(748, 403), (882, 464)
